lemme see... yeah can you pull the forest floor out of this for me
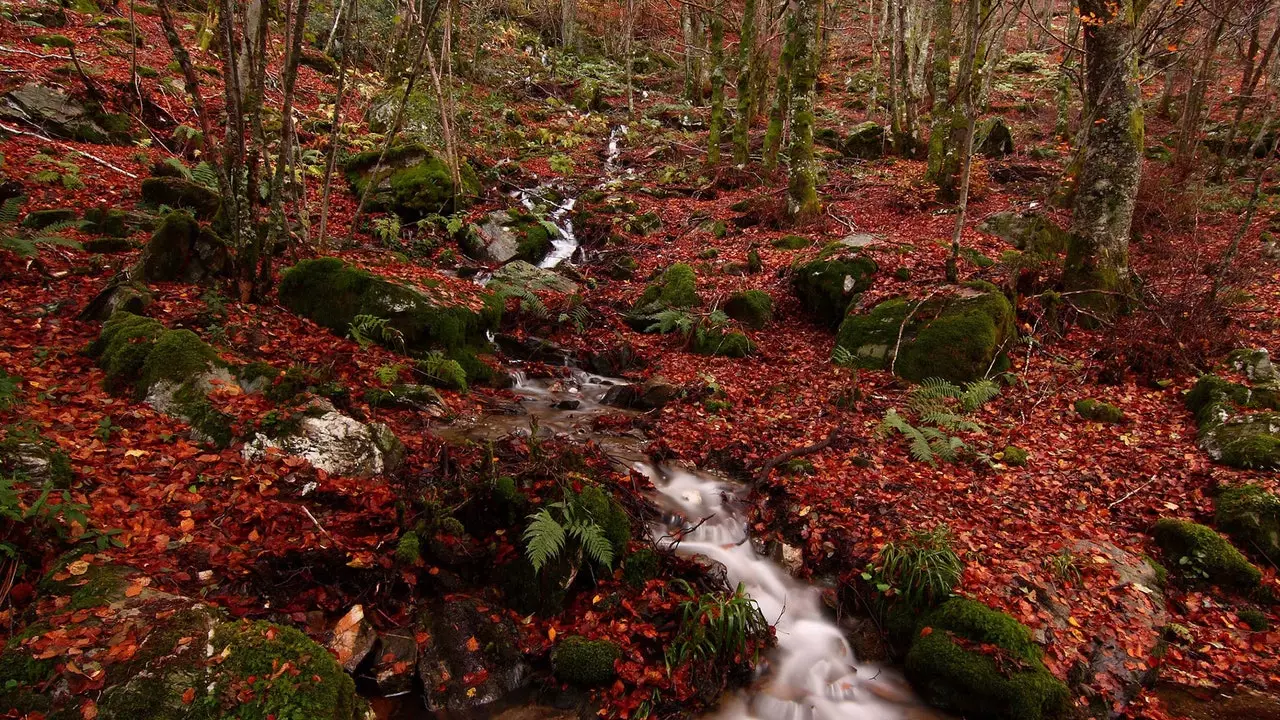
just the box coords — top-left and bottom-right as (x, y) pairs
(2, 2), (1280, 719)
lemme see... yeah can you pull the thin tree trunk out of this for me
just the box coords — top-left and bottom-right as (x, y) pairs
(707, 1), (726, 163)
(763, 1), (795, 171)
(318, 0), (359, 248)
(733, 0), (760, 164)
(263, 0), (311, 289)
(786, 0), (820, 221)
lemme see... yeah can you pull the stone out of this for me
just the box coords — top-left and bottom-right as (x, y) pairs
(843, 121), (885, 159)
(242, 399), (405, 477)
(328, 604), (378, 673)
(78, 277), (153, 322)
(139, 177), (221, 219)
(978, 211), (1068, 256)
(417, 596), (530, 712)
(791, 253), (878, 327)
(136, 211), (228, 283)
(1229, 348), (1278, 384)
(372, 629), (418, 695)
(489, 259), (579, 294)
(0, 83), (123, 143)
(345, 144), (478, 218)
(603, 375), (679, 410)
(495, 334), (572, 364)
(976, 117), (1015, 157)
(835, 281), (1015, 383)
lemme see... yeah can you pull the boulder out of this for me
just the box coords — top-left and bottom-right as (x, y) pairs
(372, 629), (418, 695)
(0, 429), (72, 487)
(278, 257), (499, 354)
(1153, 518), (1261, 588)
(136, 211), (229, 283)
(1229, 348), (1278, 384)
(976, 117), (1015, 157)
(835, 281), (1015, 383)
(363, 383), (445, 411)
(603, 375), (679, 410)
(328, 604), (378, 673)
(416, 596), (529, 712)
(139, 177), (221, 219)
(843, 121), (885, 159)
(345, 144), (478, 218)
(791, 252), (878, 327)
(489, 259), (579, 294)
(724, 289), (773, 329)
(78, 277), (153, 322)
(0, 83), (126, 143)
(21, 207), (77, 229)
(1216, 484), (1280, 567)
(465, 210), (557, 265)
(629, 263), (698, 327)
(243, 399), (405, 477)
(979, 211), (1068, 255)
(1186, 374), (1280, 470)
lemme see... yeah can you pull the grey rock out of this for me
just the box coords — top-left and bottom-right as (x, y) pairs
(1, 83), (114, 143)
(490, 260), (579, 294)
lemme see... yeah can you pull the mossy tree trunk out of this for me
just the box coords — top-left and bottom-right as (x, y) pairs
(707, 2), (726, 163)
(762, 2), (795, 172)
(924, 0), (952, 185)
(1063, 0), (1143, 319)
(1054, 8), (1079, 141)
(732, 0), (760, 164)
(1173, 14), (1225, 173)
(561, 0), (576, 49)
(785, 0), (820, 222)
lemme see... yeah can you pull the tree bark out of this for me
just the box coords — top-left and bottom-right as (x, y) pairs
(786, 0), (820, 221)
(1063, 0), (1143, 319)
(732, 0), (760, 164)
(707, 2), (726, 163)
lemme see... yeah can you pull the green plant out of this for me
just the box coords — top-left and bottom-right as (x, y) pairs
(548, 153), (575, 174)
(877, 378), (999, 466)
(523, 493), (615, 574)
(93, 416), (120, 441)
(0, 370), (19, 411)
(1045, 550), (1082, 586)
(0, 197), (84, 259)
(416, 351), (467, 391)
(875, 525), (963, 607)
(665, 579), (769, 669)
(372, 214), (401, 244)
(348, 314), (405, 353)
(374, 363), (406, 385)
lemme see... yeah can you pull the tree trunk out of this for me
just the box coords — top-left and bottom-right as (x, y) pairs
(318, 0), (359, 248)
(561, 0), (576, 49)
(924, 0), (951, 184)
(707, 2), (726, 163)
(1173, 14), (1225, 173)
(732, 0), (760, 164)
(786, 0), (820, 221)
(763, 1), (794, 171)
(1063, 0), (1143, 320)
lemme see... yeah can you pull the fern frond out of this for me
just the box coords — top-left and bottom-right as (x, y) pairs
(919, 411), (980, 433)
(832, 345), (856, 368)
(32, 236), (84, 251)
(523, 509), (567, 572)
(568, 519), (614, 568)
(645, 308), (694, 336)
(1, 236), (37, 257)
(959, 379), (999, 412)
(39, 219), (87, 234)
(191, 161), (218, 189)
(0, 196), (25, 225)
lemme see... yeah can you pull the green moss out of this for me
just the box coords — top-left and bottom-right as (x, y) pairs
(552, 636), (620, 686)
(1152, 518), (1262, 589)
(83, 237), (134, 253)
(21, 207), (78, 229)
(772, 234), (812, 250)
(835, 282), (1015, 383)
(1002, 445), (1029, 467)
(1202, 413), (1280, 470)
(83, 207), (129, 237)
(578, 485), (631, 558)
(396, 531), (421, 564)
(746, 248), (763, 274)
(138, 210), (227, 282)
(905, 598), (1069, 720)
(1239, 607), (1271, 631)
(1217, 484), (1280, 565)
(278, 258), (497, 355)
(89, 311), (166, 391)
(363, 384), (443, 409)
(139, 177), (220, 219)
(704, 398), (732, 414)
(205, 620), (359, 720)
(1074, 398), (1125, 423)
(791, 255), (878, 326)
(346, 144), (478, 219)
(636, 263), (698, 313)
(692, 327), (755, 357)
(622, 548), (661, 587)
(30, 34), (74, 48)
(139, 329), (220, 392)
(895, 266), (912, 280)
(171, 379), (234, 448)
(39, 557), (132, 610)
(724, 290), (773, 329)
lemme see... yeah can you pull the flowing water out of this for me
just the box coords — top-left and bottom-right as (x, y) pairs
(446, 369), (937, 720)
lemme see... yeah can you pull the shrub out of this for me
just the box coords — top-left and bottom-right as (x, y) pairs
(1152, 518), (1261, 589)
(667, 581), (769, 668)
(877, 525), (963, 607)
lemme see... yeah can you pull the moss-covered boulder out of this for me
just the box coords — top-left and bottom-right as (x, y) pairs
(278, 257), (498, 354)
(976, 117), (1015, 158)
(1075, 398), (1126, 423)
(79, 278), (153, 321)
(416, 596), (530, 711)
(629, 263), (699, 326)
(136, 211), (229, 283)
(835, 281), (1015, 383)
(843, 121), (886, 159)
(345, 144), (478, 219)
(83, 206), (130, 237)
(1002, 445), (1029, 467)
(0, 83), (129, 144)
(978, 211), (1068, 256)
(577, 484), (631, 558)
(139, 177), (221, 219)
(1217, 484), (1280, 566)
(552, 636), (620, 686)
(790, 253), (878, 327)
(465, 208), (557, 264)
(772, 234), (812, 250)
(21, 207), (77, 229)
(724, 289), (773, 329)
(1186, 373), (1280, 470)
(692, 327), (755, 357)
(905, 598), (1069, 720)
(489, 259), (579, 295)
(1152, 518), (1262, 589)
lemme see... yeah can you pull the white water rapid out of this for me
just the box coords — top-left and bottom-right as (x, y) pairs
(454, 370), (938, 720)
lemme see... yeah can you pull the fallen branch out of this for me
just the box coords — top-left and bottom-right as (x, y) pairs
(889, 290), (938, 376)
(0, 45), (70, 61)
(754, 427), (840, 484)
(0, 122), (138, 178)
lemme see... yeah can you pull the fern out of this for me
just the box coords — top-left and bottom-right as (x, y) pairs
(879, 409), (938, 466)
(497, 285), (550, 319)
(832, 345), (857, 368)
(566, 510), (614, 568)
(417, 351), (467, 391)
(645, 308), (695, 336)
(958, 379), (999, 412)
(374, 363), (406, 385)
(190, 161), (218, 189)
(523, 508), (567, 573)
(162, 157), (192, 179)
(557, 305), (591, 333)
(0, 196), (24, 225)
(348, 314), (405, 352)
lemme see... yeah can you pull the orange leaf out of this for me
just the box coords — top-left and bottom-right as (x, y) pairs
(182, 688), (196, 704)
(920, 626), (934, 637)
(465, 636), (480, 652)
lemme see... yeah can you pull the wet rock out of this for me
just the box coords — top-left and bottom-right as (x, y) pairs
(496, 334), (572, 364)
(603, 375), (678, 410)
(345, 143), (478, 218)
(371, 629), (418, 695)
(416, 596), (530, 712)
(467, 210), (557, 265)
(978, 210), (1068, 256)
(489, 259), (579, 294)
(835, 281), (1015, 383)
(0, 83), (126, 143)
(1157, 682), (1280, 720)
(778, 543), (803, 577)
(554, 399), (581, 410)
(243, 399), (405, 477)
(363, 383), (445, 411)
(843, 121), (885, 159)
(583, 343), (644, 376)
(0, 431), (72, 487)
(329, 604), (378, 673)
(136, 211), (229, 283)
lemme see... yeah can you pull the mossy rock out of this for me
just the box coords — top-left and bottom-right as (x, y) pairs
(835, 281), (1015, 383)
(1217, 484), (1280, 566)
(1002, 445), (1028, 467)
(21, 207), (77, 229)
(139, 177), (221, 219)
(466, 209), (557, 264)
(622, 548), (661, 587)
(345, 144), (478, 219)
(364, 383), (443, 410)
(299, 49), (339, 75)
(1238, 608), (1271, 631)
(88, 311), (167, 391)
(83, 206), (129, 237)
(976, 117), (1015, 158)
(978, 211), (1068, 256)
(844, 121), (886, 159)
(692, 327), (755, 357)
(277, 257), (499, 355)
(396, 531), (422, 564)
(905, 598), (1069, 720)
(577, 485), (631, 559)
(791, 254), (878, 327)
(771, 234), (812, 250)
(1074, 398), (1125, 423)
(1187, 374), (1280, 469)
(83, 237), (135, 253)
(1152, 518), (1262, 589)
(136, 211), (229, 283)
(39, 554), (135, 609)
(724, 290), (773, 329)
(552, 636), (620, 686)
(139, 328), (221, 392)
(632, 263), (699, 320)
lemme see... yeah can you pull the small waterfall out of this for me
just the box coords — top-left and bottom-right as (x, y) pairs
(488, 374), (935, 720)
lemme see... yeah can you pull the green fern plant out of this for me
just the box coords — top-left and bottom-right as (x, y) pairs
(190, 161), (218, 189)
(416, 351), (467, 391)
(878, 377), (999, 466)
(523, 495), (615, 574)
(374, 363), (406, 385)
(347, 314), (405, 353)
(0, 198), (85, 258)
(0, 370), (20, 411)
(372, 215), (401, 244)
(497, 284), (551, 319)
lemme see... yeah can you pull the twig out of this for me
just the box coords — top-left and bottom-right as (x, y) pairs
(0, 45), (70, 60)
(889, 290), (938, 376)
(1107, 476), (1157, 510)
(300, 505), (336, 542)
(0, 122), (138, 178)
